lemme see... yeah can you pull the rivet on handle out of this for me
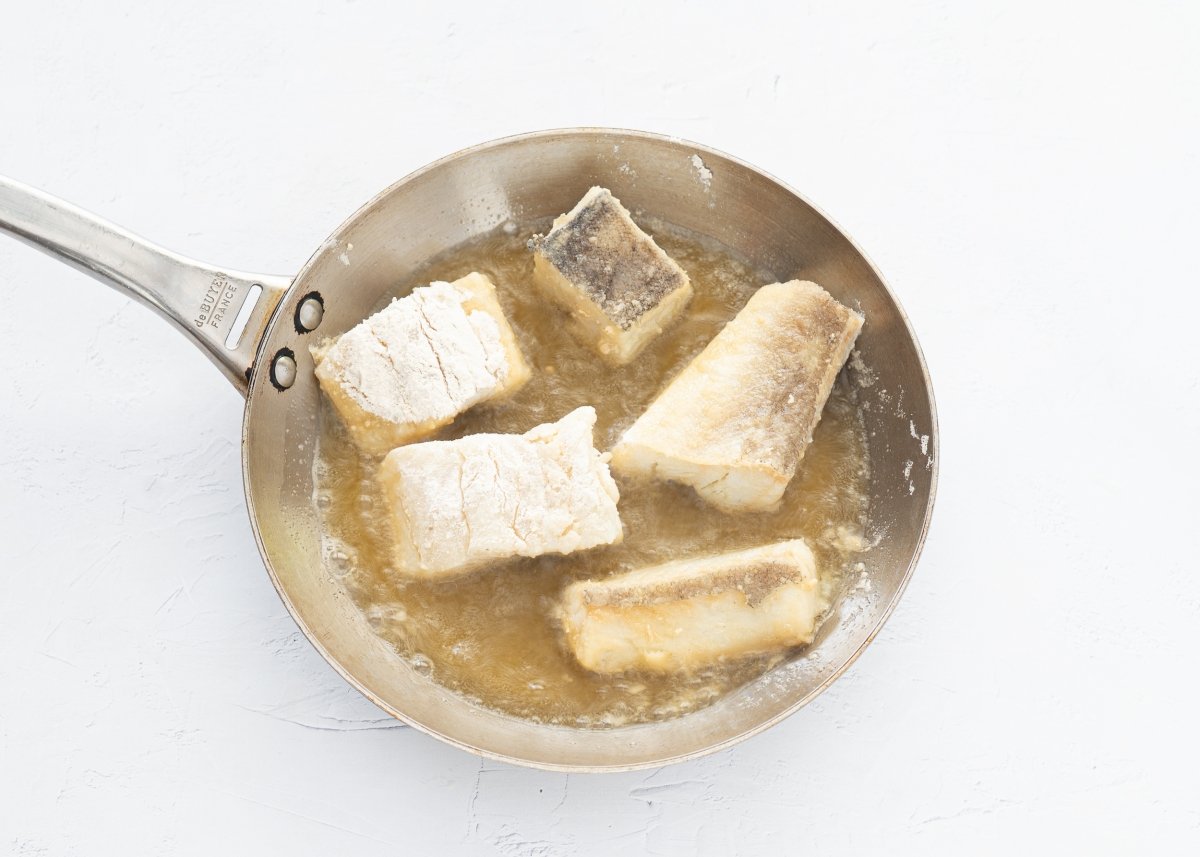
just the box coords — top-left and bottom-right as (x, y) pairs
(270, 348), (297, 391)
(294, 291), (325, 333)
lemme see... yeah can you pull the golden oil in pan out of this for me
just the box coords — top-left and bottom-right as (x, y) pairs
(313, 225), (870, 727)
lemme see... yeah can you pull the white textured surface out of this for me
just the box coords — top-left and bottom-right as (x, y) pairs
(314, 274), (521, 454)
(381, 406), (621, 577)
(1, 1), (1198, 853)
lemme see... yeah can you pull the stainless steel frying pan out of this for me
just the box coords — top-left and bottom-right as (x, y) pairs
(0, 129), (937, 771)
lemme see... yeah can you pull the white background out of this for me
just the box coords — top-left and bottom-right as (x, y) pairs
(2, 1), (1198, 854)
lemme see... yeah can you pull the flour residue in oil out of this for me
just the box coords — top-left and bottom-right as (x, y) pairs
(313, 225), (871, 727)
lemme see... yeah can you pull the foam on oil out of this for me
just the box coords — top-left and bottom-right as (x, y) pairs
(314, 225), (870, 727)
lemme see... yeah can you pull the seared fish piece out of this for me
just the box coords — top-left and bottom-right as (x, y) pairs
(559, 540), (826, 674)
(529, 186), (693, 365)
(312, 273), (530, 455)
(379, 406), (622, 580)
(610, 280), (863, 512)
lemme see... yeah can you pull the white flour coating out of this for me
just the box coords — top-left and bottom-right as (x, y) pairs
(611, 280), (863, 512)
(689, 153), (713, 190)
(379, 407), (623, 578)
(908, 419), (930, 456)
(559, 540), (825, 675)
(851, 561), (871, 593)
(848, 349), (877, 387)
(825, 523), (868, 554)
(318, 281), (509, 425)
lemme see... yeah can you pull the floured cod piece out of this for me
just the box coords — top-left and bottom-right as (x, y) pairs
(529, 186), (693, 365)
(379, 406), (623, 580)
(311, 273), (530, 455)
(611, 280), (863, 512)
(559, 540), (827, 674)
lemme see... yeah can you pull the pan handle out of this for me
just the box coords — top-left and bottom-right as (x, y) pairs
(0, 175), (291, 395)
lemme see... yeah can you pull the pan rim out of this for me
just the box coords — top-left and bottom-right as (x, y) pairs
(240, 127), (940, 772)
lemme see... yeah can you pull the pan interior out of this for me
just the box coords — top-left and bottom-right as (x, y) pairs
(242, 130), (937, 770)
(313, 224), (872, 727)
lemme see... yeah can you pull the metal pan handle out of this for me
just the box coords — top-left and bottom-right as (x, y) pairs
(0, 175), (291, 395)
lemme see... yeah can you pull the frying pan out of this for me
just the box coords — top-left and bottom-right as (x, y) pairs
(0, 129), (937, 771)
